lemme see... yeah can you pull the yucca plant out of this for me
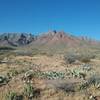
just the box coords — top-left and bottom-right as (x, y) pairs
(87, 75), (100, 88)
(79, 82), (89, 91)
(23, 83), (35, 99)
(5, 91), (17, 100)
(70, 68), (86, 79)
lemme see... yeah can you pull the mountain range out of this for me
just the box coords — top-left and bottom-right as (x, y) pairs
(0, 31), (99, 48)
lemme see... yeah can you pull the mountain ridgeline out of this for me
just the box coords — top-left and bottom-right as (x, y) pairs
(0, 33), (37, 46)
(0, 31), (99, 48)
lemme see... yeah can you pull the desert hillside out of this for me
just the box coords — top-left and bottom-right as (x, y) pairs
(0, 31), (100, 100)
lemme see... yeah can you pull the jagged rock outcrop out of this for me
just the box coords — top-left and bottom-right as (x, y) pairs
(0, 33), (35, 46)
(0, 31), (99, 47)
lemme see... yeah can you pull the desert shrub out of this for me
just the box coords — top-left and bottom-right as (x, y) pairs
(14, 51), (33, 56)
(78, 53), (95, 63)
(41, 71), (65, 79)
(5, 91), (23, 100)
(64, 53), (78, 64)
(58, 83), (75, 93)
(0, 75), (9, 85)
(90, 54), (95, 59)
(23, 83), (35, 99)
(68, 68), (86, 79)
(78, 82), (89, 91)
(81, 64), (92, 71)
(79, 75), (100, 91)
(0, 52), (10, 62)
(5, 91), (17, 100)
(78, 77), (94, 91)
(64, 51), (95, 64)
(24, 71), (65, 80)
(22, 70), (34, 83)
(7, 69), (19, 78)
(0, 46), (15, 51)
(87, 75), (100, 88)
(32, 48), (40, 55)
(6, 69), (19, 81)
(79, 55), (90, 63)
(40, 52), (53, 57)
(23, 70), (65, 80)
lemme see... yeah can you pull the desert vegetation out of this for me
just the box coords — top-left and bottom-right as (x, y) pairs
(0, 32), (100, 100)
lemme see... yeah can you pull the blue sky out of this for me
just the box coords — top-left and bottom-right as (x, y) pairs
(0, 0), (100, 40)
